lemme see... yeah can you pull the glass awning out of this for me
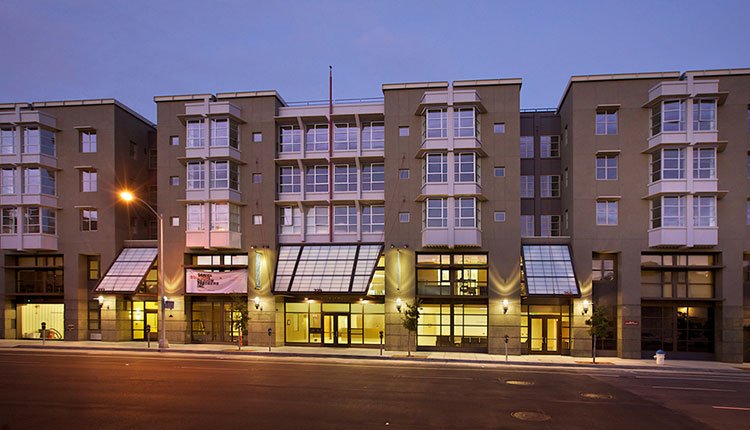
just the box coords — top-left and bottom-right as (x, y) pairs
(95, 248), (157, 293)
(521, 245), (580, 297)
(273, 244), (383, 294)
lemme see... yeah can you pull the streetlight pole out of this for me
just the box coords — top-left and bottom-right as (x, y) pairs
(119, 191), (169, 349)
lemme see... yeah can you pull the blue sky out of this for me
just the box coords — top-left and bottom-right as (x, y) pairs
(1, 0), (748, 121)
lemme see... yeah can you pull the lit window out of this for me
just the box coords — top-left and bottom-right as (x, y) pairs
(87, 255), (100, 280)
(596, 155), (618, 180)
(333, 123), (357, 151)
(278, 166), (301, 193)
(520, 175), (534, 198)
(305, 206), (329, 234)
(424, 198), (448, 228)
(540, 175), (560, 198)
(455, 197), (478, 228)
(693, 196), (716, 227)
(693, 99), (717, 131)
(693, 148), (716, 179)
(540, 136), (559, 158)
(187, 120), (206, 147)
(305, 124), (329, 152)
(596, 200), (618, 226)
(425, 109), (447, 138)
(279, 126), (301, 153)
(186, 161), (205, 190)
(425, 153), (448, 183)
(80, 131), (97, 153)
(333, 205), (357, 232)
(520, 136), (534, 158)
(362, 122), (384, 149)
(362, 205), (385, 233)
(595, 109), (618, 135)
(305, 165), (329, 193)
(333, 164), (357, 192)
(211, 203), (240, 232)
(455, 153), (479, 183)
(362, 164), (384, 191)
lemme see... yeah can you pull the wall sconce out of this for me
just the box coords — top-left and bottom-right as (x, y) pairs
(502, 299), (509, 314)
(582, 300), (590, 315)
(396, 298), (402, 313)
(254, 296), (262, 311)
(97, 295), (104, 309)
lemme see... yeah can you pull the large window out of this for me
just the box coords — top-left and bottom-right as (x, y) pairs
(520, 215), (534, 237)
(454, 108), (477, 137)
(333, 123), (357, 150)
(278, 166), (301, 193)
(2, 207), (17, 234)
(693, 148), (716, 179)
(455, 197), (478, 228)
(210, 203), (240, 232)
(22, 128), (55, 157)
(305, 165), (328, 193)
(279, 206), (301, 234)
(361, 122), (384, 149)
(1, 168), (14, 194)
(186, 161), (205, 190)
(333, 205), (357, 233)
(186, 204), (205, 231)
(80, 131), (97, 153)
(416, 253), (488, 297)
(693, 99), (717, 131)
(209, 161), (239, 191)
(417, 304), (487, 350)
(596, 200), (618, 225)
(425, 198), (448, 228)
(306, 124), (328, 152)
(520, 136), (534, 158)
(333, 164), (357, 192)
(651, 148), (685, 181)
(0, 127), (14, 154)
(641, 254), (715, 299)
(362, 163), (384, 191)
(540, 175), (560, 198)
(80, 209), (98, 231)
(187, 120), (206, 148)
(279, 125), (301, 153)
(425, 153), (448, 183)
(642, 305), (714, 354)
(362, 205), (384, 233)
(23, 168), (55, 196)
(693, 196), (716, 227)
(520, 175), (534, 198)
(305, 206), (329, 234)
(540, 215), (560, 236)
(455, 153), (478, 183)
(425, 109), (447, 138)
(596, 155), (618, 180)
(651, 99), (686, 136)
(540, 135), (560, 158)
(595, 109), (618, 135)
(210, 119), (239, 149)
(651, 195), (685, 228)
(24, 206), (56, 234)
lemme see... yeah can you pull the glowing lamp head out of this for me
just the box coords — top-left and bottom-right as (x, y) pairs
(582, 299), (590, 315)
(502, 299), (509, 314)
(254, 296), (261, 309)
(396, 298), (403, 313)
(97, 295), (104, 306)
(119, 191), (135, 202)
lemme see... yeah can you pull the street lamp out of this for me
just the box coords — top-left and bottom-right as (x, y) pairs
(119, 190), (169, 349)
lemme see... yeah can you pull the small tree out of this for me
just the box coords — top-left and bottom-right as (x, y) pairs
(401, 300), (421, 357)
(585, 305), (609, 364)
(231, 296), (250, 351)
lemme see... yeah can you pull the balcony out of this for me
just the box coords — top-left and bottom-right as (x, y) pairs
(416, 281), (488, 297)
(0, 234), (59, 251)
(185, 230), (241, 249)
(648, 226), (718, 248)
(184, 145), (241, 162)
(185, 188), (242, 204)
(422, 227), (481, 248)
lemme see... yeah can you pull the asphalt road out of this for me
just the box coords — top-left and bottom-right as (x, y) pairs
(0, 350), (748, 429)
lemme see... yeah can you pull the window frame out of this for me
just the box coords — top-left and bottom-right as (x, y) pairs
(424, 153), (448, 183)
(186, 120), (206, 148)
(186, 204), (205, 231)
(454, 152), (479, 183)
(520, 175), (534, 198)
(425, 109), (448, 139)
(540, 175), (560, 198)
(186, 161), (205, 190)
(305, 124), (329, 152)
(80, 130), (97, 153)
(333, 205), (358, 233)
(333, 164), (358, 192)
(596, 200), (619, 226)
(362, 205), (385, 233)
(279, 125), (302, 153)
(693, 147), (716, 179)
(596, 154), (618, 180)
(305, 165), (329, 193)
(278, 166), (301, 193)
(305, 206), (329, 234)
(424, 198), (448, 228)
(80, 208), (98, 232)
(362, 163), (384, 191)
(455, 197), (479, 228)
(595, 109), (618, 135)
(540, 135), (560, 158)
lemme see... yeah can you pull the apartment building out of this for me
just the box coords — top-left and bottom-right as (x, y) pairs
(0, 99), (156, 342)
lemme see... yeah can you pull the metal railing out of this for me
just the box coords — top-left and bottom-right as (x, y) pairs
(416, 282), (488, 297)
(286, 97), (384, 107)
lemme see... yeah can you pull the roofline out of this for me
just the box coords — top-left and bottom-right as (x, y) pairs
(684, 68), (750, 78)
(18, 98), (155, 128)
(153, 94), (214, 102)
(216, 90), (287, 106)
(453, 78), (522, 87)
(556, 71), (681, 112)
(381, 81), (449, 91)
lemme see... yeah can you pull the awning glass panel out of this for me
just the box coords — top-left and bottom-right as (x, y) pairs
(521, 245), (580, 296)
(273, 244), (383, 294)
(95, 248), (157, 293)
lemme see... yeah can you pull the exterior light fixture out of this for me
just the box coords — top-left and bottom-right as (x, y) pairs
(396, 298), (402, 313)
(502, 299), (509, 314)
(97, 295), (104, 308)
(254, 296), (261, 310)
(582, 300), (590, 315)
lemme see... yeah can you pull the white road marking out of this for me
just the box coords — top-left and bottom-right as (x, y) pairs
(712, 406), (750, 411)
(178, 366), (247, 371)
(398, 375), (474, 380)
(651, 386), (736, 392)
(636, 376), (750, 383)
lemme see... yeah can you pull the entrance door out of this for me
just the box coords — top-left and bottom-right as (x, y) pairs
(145, 312), (158, 341)
(323, 313), (349, 346)
(530, 316), (560, 354)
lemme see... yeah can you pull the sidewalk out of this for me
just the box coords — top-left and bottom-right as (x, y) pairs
(2, 339), (748, 372)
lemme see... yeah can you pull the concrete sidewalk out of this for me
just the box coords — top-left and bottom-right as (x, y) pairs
(1, 339), (748, 372)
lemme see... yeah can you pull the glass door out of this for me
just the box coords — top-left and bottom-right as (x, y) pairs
(529, 316), (560, 354)
(322, 313), (349, 346)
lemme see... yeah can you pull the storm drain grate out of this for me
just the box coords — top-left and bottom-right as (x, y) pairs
(581, 392), (614, 400)
(503, 379), (535, 386)
(511, 411), (551, 422)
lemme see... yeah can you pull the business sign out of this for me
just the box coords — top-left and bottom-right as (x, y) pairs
(186, 269), (248, 294)
(624, 320), (640, 326)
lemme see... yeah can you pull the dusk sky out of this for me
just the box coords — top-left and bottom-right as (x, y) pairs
(1, 0), (748, 121)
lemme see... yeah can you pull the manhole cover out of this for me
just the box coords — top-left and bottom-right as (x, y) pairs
(511, 411), (551, 422)
(581, 393), (613, 400)
(503, 379), (535, 386)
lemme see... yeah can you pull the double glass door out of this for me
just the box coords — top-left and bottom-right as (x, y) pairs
(530, 316), (559, 354)
(323, 313), (349, 346)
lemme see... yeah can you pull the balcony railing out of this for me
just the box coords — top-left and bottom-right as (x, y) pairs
(417, 281), (488, 297)
(16, 282), (63, 294)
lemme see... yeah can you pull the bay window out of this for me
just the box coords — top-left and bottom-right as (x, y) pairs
(187, 120), (206, 148)
(454, 108), (477, 137)
(186, 161), (205, 189)
(425, 153), (448, 183)
(693, 196), (716, 227)
(2, 207), (17, 234)
(651, 148), (685, 181)
(209, 160), (239, 191)
(693, 148), (716, 179)
(0, 127), (14, 154)
(306, 124), (328, 152)
(186, 204), (205, 231)
(455, 153), (478, 183)
(693, 99), (717, 131)
(651, 99), (686, 136)
(425, 109), (447, 138)
(455, 197), (478, 228)
(651, 195), (685, 228)
(1, 168), (14, 194)
(210, 118), (239, 149)
(210, 203), (240, 232)
(279, 125), (301, 153)
(425, 198), (448, 228)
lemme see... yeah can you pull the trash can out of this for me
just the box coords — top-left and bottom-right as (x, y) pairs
(654, 349), (665, 365)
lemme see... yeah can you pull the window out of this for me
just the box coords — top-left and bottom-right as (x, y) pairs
(520, 215), (534, 237)
(399, 169), (410, 179)
(693, 99), (717, 131)
(334, 165), (357, 192)
(25, 207), (56, 234)
(169, 176), (179, 186)
(170, 136), (179, 146)
(1, 168), (14, 194)
(564, 210), (569, 230)
(362, 122), (384, 149)
(693, 148), (716, 179)
(187, 120), (206, 147)
(596, 155), (618, 180)
(399, 126), (409, 137)
(186, 204), (205, 231)
(87, 255), (100, 281)
(129, 141), (137, 160)
(494, 211), (506, 222)
(77, 169), (97, 193)
(595, 109), (618, 135)
(305, 165), (329, 193)
(399, 212), (410, 223)
(540, 215), (560, 237)
(362, 163), (384, 191)
(652, 99), (686, 136)
(80, 209), (98, 231)
(651, 148), (685, 181)
(596, 200), (618, 225)
(592, 253), (617, 282)
(651, 195), (685, 228)
(186, 161), (205, 190)
(252, 173), (262, 184)
(362, 205), (385, 233)
(455, 153), (478, 183)
(170, 216), (179, 227)
(493, 123), (505, 134)
(23, 168), (55, 196)
(252, 214), (262, 225)
(425, 153), (447, 183)
(493, 166), (505, 177)
(425, 109), (447, 138)
(2, 207), (17, 234)
(306, 124), (328, 152)
(540, 136), (559, 158)
(455, 197), (478, 228)
(693, 196), (716, 227)
(333, 205), (357, 232)
(333, 123), (357, 150)
(305, 206), (329, 234)
(80, 131), (97, 153)
(520, 175), (534, 198)
(454, 108), (477, 137)
(0, 127), (15, 154)
(278, 166), (301, 193)
(252, 132), (262, 143)
(520, 136), (534, 158)
(279, 125), (301, 153)
(209, 161), (239, 190)
(210, 203), (240, 232)
(425, 198), (447, 228)
(210, 118), (238, 149)
(564, 168), (569, 187)
(540, 175), (560, 198)
(23, 127), (55, 156)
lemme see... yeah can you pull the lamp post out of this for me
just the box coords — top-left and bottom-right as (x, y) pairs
(119, 190), (169, 349)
